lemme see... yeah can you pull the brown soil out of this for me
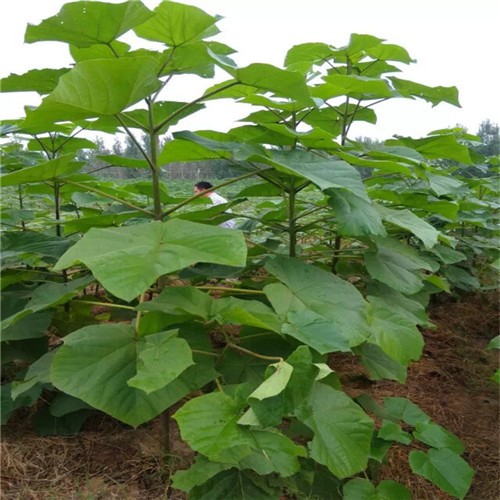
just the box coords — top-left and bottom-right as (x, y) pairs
(1, 291), (499, 499)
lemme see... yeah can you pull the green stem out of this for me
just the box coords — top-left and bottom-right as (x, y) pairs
(192, 349), (219, 357)
(331, 235), (342, 274)
(196, 286), (265, 295)
(18, 185), (26, 231)
(116, 114), (155, 171)
(62, 179), (154, 216)
(215, 378), (225, 393)
(227, 343), (283, 362)
(238, 332), (272, 342)
(154, 81), (239, 134)
(71, 300), (136, 311)
(135, 293), (146, 337)
(147, 98), (164, 220)
(293, 204), (323, 222)
(287, 188), (297, 257)
(54, 181), (61, 238)
(162, 169), (268, 217)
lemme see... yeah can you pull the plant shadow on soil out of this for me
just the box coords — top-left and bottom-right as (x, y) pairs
(1, 291), (498, 499)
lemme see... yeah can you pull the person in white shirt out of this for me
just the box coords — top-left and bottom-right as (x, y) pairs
(193, 181), (237, 229)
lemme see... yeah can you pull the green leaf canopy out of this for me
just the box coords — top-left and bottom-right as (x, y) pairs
(264, 256), (370, 354)
(1, 275), (94, 330)
(343, 478), (411, 500)
(0, 155), (84, 186)
(264, 150), (369, 201)
(134, 1), (219, 45)
(296, 383), (374, 478)
(0, 68), (71, 95)
(409, 448), (473, 499)
(365, 237), (435, 294)
(54, 220), (247, 302)
(25, 1), (153, 47)
(51, 323), (217, 427)
(173, 391), (305, 475)
(127, 330), (194, 394)
(23, 57), (162, 125)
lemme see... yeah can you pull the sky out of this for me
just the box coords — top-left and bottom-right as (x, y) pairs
(1, 0), (499, 144)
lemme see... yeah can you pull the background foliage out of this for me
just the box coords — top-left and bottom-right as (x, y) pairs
(1, 1), (498, 499)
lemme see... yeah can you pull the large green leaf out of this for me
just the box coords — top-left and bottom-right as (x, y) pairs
(62, 212), (148, 235)
(51, 323), (217, 427)
(0, 155), (84, 186)
(189, 469), (280, 500)
(1, 383), (42, 425)
(159, 130), (265, 163)
(1, 231), (72, 267)
(376, 204), (439, 249)
(366, 282), (430, 327)
(365, 237), (434, 294)
(356, 343), (407, 383)
(383, 397), (430, 426)
(413, 422), (465, 454)
(213, 297), (282, 333)
(328, 190), (386, 236)
(409, 448), (473, 499)
(134, 1), (219, 45)
(127, 330), (194, 394)
(138, 286), (214, 320)
(244, 346), (320, 427)
(138, 287), (281, 332)
(1, 311), (52, 342)
(96, 154), (149, 169)
(343, 478), (411, 500)
(237, 428), (307, 476)
(370, 189), (459, 221)
(378, 420), (413, 445)
(25, 1), (153, 46)
(389, 77), (460, 107)
(318, 74), (394, 100)
(174, 392), (305, 474)
(70, 40), (131, 62)
(285, 42), (335, 72)
(264, 256), (370, 354)
(248, 361), (293, 401)
(1, 275), (94, 330)
(366, 43), (415, 63)
(54, 220), (247, 302)
(426, 172), (463, 197)
(0, 68), (71, 95)
(158, 42), (235, 79)
(296, 383), (374, 478)
(385, 134), (472, 164)
(208, 60), (314, 106)
(23, 57), (161, 125)
(217, 335), (295, 388)
(11, 350), (57, 400)
(172, 455), (232, 493)
(264, 150), (369, 201)
(367, 296), (424, 366)
(338, 150), (415, 177)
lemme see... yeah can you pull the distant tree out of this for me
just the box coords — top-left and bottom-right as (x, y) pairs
(355, 136), (383, 150)
(77, 136), (110, 174)
(351, 136), (385, 179)
(123, 134), (143, 159)
(112, 137), (123, 156)
(475, 119), (499, 157)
